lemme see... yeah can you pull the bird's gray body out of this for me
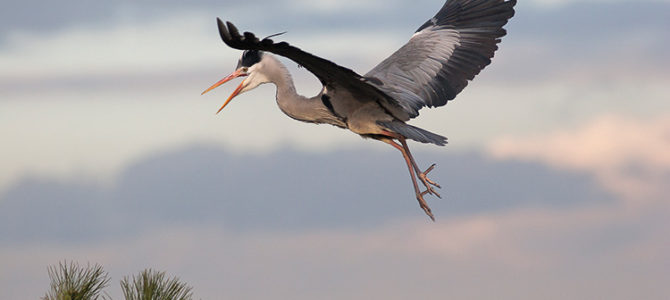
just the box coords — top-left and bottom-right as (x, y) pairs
(259, 53), (444, 145)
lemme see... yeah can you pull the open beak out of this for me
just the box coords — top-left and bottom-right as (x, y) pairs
(201, 68), (248, 114)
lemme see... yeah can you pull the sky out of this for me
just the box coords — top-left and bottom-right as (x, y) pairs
(1, 0), (669, 299)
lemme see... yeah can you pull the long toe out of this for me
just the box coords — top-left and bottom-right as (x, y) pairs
(419, 164), (442, 189)
(422, 187), (441, 199)
(416, 194), (435, 221)
(423, 176), (441, 189)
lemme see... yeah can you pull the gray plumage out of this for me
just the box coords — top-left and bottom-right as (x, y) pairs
(377, 121), (448, 146)
(366, 0), (517, 119)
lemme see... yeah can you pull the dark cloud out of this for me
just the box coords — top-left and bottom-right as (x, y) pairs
(0, 145), (614, 243)
(5, 1), (669, 37)
(510, 2), (670, 41)
(485, 2), (670, 83)
(1, 0), (369, 39)
(2, 0), (233, 34)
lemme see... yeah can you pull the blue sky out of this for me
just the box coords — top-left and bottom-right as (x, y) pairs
(1, 1), (669, 299)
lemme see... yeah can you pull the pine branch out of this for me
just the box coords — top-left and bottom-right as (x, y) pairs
(120, 269), (193, 300)
(43, 261), (111, 300)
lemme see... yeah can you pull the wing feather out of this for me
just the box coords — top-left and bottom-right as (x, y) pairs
(365, 0), (517, 119)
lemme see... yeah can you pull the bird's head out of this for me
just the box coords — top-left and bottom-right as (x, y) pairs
(202, 50), (269, 113)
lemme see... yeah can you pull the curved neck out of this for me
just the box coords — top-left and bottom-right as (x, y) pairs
(260, 55), (297, 96)
(261, 55), (339, 125)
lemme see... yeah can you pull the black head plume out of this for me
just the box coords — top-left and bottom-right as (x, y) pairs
(237, 50), (263, 68)
(236, 32), (285, 68)
(264, 31), (287, 40)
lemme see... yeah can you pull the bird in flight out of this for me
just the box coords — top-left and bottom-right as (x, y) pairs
(202, 0), (517, 220)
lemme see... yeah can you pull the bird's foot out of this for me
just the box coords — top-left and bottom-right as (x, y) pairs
(418, 163), (441, 199)
(414, 163), (440, 221)
(415, 193), (435, 221)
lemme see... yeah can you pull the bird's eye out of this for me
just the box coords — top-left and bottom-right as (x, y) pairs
(242, 67), (249, 72)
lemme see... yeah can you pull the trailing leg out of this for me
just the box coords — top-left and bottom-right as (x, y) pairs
(398, 137), (441, 198)
(379, 138), (436, 221)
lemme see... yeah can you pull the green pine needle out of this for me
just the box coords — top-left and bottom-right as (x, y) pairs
(43, 261), (111, 300)
(120, 269), (193, 300)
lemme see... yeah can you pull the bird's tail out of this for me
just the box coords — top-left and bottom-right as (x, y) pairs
(378, 121), (447, 146)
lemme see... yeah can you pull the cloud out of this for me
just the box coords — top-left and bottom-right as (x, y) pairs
(3, 0), (667, 37)
(489, 114), (670, 202)
(287, 0), (386, 12)
(526, 0), (670, 7)
(3, 202), (668, 300)
(0, 147), (613, 243)
(0, 12), (221, 79)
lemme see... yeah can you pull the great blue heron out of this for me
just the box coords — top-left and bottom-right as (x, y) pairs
(202, 0), (516, 220)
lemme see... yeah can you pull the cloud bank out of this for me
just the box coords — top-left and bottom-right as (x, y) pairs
(1, 146), (668, 299)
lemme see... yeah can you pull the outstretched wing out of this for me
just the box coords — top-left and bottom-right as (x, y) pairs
(216, 19), (393, 106)
(365, 0), (516, 119)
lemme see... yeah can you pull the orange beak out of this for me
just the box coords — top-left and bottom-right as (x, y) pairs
(201, 68), (248, 114)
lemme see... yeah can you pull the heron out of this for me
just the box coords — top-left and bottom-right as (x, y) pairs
(202, 0), (516, 220)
